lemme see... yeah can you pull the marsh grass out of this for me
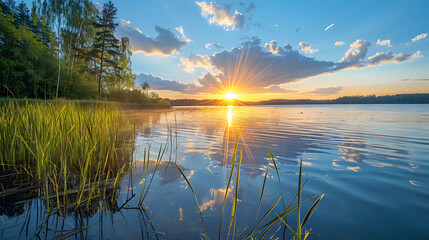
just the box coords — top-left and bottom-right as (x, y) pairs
(0, 99), (136, 213)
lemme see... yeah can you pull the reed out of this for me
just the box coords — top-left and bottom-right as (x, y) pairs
(0, 99), (136, 212)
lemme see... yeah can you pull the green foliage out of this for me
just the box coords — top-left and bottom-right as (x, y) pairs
(0, 1), (147, 102)
(90, 1), (122, 98)
(106, 88), (170, 105)
(0, 7), (58, 98)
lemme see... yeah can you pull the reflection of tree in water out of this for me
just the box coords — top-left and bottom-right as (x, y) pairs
(0, 172), (123, 239)
(134, 109), (170, 136)
(125, 159), (186, 186)
(0, 145), (135, 239)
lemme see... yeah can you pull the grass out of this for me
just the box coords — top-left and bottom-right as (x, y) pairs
(0, 99), (136, 213)
(0, 97), (171, 109)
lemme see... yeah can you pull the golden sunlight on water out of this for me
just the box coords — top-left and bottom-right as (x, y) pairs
(227, 105), (232, 127)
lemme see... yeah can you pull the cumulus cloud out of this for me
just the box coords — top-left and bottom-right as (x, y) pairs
(412, 33), (427, 42)
(184, 38), (334, 94)
(324, 23), (334, 31)
(335, 41), (345, 46)
(175, 26), (184, 35)
(265, 40), (287, 54)
(205, 43), (224, 50)
(307, 86), (344, 95)
(116, 19), (189, 55)
(200, 188), (233, 212)
(299, 42), (319, 54)
(368, 51), (422, 66)
(136, 73), (188, 92)
(338, 39), (371, 68)
(141, 38), (422, 95)
(180, 53), (214, 72)
(376, 39), (391, 47)
(195, 1), (244, 30)
(265, 85), (296, 93)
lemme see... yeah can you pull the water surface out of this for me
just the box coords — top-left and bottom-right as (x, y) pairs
(2, 104), (429, 239)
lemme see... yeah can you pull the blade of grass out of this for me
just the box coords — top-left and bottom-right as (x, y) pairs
(297, 155), (304, 240)
(301, 194), (324, 228)
(173, 162), (208, 240)
(218, 132), (240, 240)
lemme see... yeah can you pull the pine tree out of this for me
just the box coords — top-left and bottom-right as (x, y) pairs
(90, 1), (121, 99)
(15, 1), (30, 26)
(4, 0), (16, 13)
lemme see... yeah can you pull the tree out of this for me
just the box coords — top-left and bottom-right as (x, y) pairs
(141, 82), (149, 94)
(4, 0), (16, 13)
(90, 1), (121, 99)
(15, 1), (30, 26)
(0, 7), (57, 98)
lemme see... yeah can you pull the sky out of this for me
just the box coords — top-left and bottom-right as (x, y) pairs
(100, 0), (428, 100)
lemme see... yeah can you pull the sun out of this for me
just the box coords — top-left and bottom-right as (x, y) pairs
(224, 92), (237, 100)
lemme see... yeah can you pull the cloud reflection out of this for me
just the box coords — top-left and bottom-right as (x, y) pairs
(200, 188), (234, 212)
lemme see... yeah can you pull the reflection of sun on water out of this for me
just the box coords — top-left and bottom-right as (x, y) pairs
(228, 106), (232, 127)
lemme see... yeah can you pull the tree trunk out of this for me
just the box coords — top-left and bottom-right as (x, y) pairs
(55, 16), (61, 98)
(98, 51), (104, 99)
(98, 24), (107, 100)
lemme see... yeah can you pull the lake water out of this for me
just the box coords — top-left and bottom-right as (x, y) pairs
(2, 104), (429, 239)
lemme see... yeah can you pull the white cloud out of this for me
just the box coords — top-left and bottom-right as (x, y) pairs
(200, 188), (233, 212)
(299, 42), (319, 54)
(116, 19), (189, 55)
(195, 1), (244, 30)
(376, 39), (391, 47)
(324, 23), (335, 31)
(368, 51), (422, 66)
(180, 53), (213, 72)
(175, 25), (184, 35)
(205, 43), (224, 50)
(411, 33), (427, 42)
(307, 86), (344, 95)
(265, 40), (287, 54)
(338, 39), (371, 68)
(335, 41), (345, 46)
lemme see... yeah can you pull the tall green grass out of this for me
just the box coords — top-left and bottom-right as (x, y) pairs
(0, 99), (136, 212)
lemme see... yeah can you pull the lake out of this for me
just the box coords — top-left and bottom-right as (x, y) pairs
(2, 104), (429, 239)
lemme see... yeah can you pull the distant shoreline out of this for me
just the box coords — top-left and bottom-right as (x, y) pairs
(169, 93), (429, 106)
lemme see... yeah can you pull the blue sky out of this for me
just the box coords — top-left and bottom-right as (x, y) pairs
(94, 1), (428, 99)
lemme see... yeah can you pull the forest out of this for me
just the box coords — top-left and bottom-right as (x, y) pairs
(0, 0), (167, 104)
(170, 94), (429, 106)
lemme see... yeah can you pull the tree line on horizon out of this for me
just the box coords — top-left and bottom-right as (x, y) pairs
(169, 94), (429, 106)
(0, 0), (166, 104)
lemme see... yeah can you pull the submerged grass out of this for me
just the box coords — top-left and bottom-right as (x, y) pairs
(0, 99), (136, 212)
